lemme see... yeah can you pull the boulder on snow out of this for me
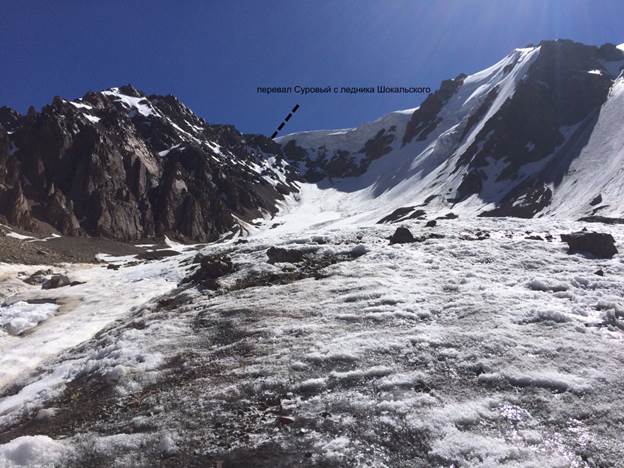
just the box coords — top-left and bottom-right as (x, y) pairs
(460, 230), (490, 241)
(23, 269), (54, 285)
(42, 274), (71, 289)
(560, 231), (618, 259)
(266, 247), (305, 263)
(389, 227), (416, 245)
(182, 255), (233, 288)
(425, 220), (437, 228)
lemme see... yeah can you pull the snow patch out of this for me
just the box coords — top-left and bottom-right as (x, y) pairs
(0, 301), (59, 336)
(66, 100), (92, 110)
(4, 232), (33, 241)
(158, 143), (182, 157)
(101, 88), (156, 117)
(0, 435), (74, 467)
(527, 278), (569, 292)
(83, 114), (100, 124)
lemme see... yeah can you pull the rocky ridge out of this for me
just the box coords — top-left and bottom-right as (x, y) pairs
(0, 86), (299, 242)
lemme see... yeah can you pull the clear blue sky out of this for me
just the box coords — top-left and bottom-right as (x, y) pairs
(1, 0), (622, 135)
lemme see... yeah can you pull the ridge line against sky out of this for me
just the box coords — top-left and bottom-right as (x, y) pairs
(1, 0), (623, 135)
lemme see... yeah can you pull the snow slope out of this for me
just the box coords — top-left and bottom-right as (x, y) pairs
(545, 74), (624, 217)
(275, 47), (541, 227)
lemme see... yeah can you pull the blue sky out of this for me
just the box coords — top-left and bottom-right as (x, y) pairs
(1, 0), (623, 135)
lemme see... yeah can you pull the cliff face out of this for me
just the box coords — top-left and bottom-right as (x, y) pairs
(0, 86), (299, 242)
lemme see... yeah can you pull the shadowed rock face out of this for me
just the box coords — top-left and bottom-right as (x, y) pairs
(403, 73), (467, 145)
(479, 182), (553, 219)
(0, 86), (299, 242)
(281, 127), (398, 181)
(361, 128), (395, 160)
(0, 107), (20, 132)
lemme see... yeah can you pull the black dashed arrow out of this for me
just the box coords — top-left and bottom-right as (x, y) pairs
(271, 104), (300, 139)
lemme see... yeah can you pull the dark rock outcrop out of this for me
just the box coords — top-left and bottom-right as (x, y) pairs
(479, 183), (553, 218)
(377, 207), (426, 224)
(3, 182), (32, 228)
(578, 216), (624, 225)
(560, 231), (618, 258)
(361, 129), (395, 160)
(182, 255), (234, 288)
(389, 227), (416, 245)
(403, 74), (466, 145)
(23, 269), (54, 285)
(0, 86), (299, 242)
(266, 246), (305, 263)
(589, 194), (603, 206)
(42, 274), (71, 289)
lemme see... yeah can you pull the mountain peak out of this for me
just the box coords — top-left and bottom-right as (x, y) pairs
(114, 84), (144, 98)
(275, 39), (624, 222)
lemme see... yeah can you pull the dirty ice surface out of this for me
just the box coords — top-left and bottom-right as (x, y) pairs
(1, 213), (623, 467)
